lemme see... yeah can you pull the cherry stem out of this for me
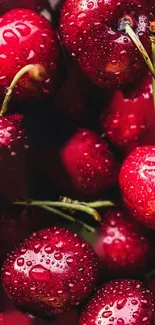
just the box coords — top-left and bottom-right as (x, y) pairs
(149, 22), (155, 109)
(125, 23), (155, 78)
(14, 200), (101, 222)
(60, 196), (115, 208)
(37, 205), (95, 233)
(0, 64), (46, 116)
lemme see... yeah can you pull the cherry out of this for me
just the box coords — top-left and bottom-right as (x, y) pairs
(119, 146), (155, 229)
(2, 226), (99, 317)
(99, 73), (155, 154)
(60, 129), (118, 198)
(0, 8), (62, 100)
(79, 279), (155, 325)
(94, 207), (152, 277)
(59, 0), (150, 88)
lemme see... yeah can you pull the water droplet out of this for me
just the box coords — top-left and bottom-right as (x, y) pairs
(123, 37), (129, 43)
(27, 261), (32, 267)
(34, 243), (42, 254)
(46, 259), (50, 265)
(44, 246), (53, 254)
(0, 54), (6, 59)
(133, 312), (139, 319)
(69, 283), (74, 288)
(15, 23), (31, 36)
(77, 12), (87, 19)
(87, 1), (94, 8)
(55, 241), (63, 248)
(117, 318), (124, 325)
(27, 50), (35, 60)
(17, 258), (24, 267)
(54, 252), (63, 260)
(29, 265), (51, 281)
(20, 248), (27, 254)
(30, 286), (36, 291)
(131, 299), (138, 305)
(0, 75), (6, 80)
(3, 29), (19, 44)
(117, 298), (127, 309)
(102, 311), (112, 318)
(66, 256), (74, 266)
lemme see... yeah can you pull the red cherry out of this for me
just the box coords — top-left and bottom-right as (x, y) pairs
(59, 0), (150, 88)
(60, 129), (118, 198)
(0, 9), (62, 100)
(94, 207), (152, 276)
(2, 226), (99, 317)
(119, 146), (155, 229)
(99, 74), (155, 154)
(79, 279), (155, 325)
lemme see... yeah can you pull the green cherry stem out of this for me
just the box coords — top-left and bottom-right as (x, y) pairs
(14, 200), (101, 222)
(37, 205), (95, 233)
(0, 64), (46, 116)
(85, 200), (115, 208)
(149, 22), (155, 109)
(60, 196), (115, 209)
(125, 23), (155, 78)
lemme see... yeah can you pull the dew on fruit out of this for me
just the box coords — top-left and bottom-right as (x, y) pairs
(123, 37), (129, 43)
(44, 246), (53, 254)
(69, 283), (74, 287)
(29, 265), (51, 281)
(117, 298), (127, 309)
(0, 75), (6, 80)
(54, 252), (63, 260)
(87, 1), (94, 9)
(102, 311), (112, 318)
(27, 50), (35, 60)
(0, 54), (6, 59)
(30, 286), (36, 292)
(117, 318), (124, 325)
(3, 30), (19, 44)
(17, 257), (24, 267)
(15, 23), (31, 36)
(27, 261), (32, 267)
(34, 243), (42, 253)
(131, 299), (138, 305)
(20, 248), (27, 254)
(46, 259), (50, 264)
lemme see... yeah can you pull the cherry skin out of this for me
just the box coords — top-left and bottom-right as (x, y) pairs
(2, 226), (99, 317)
(78, 279), (155, 325)
(59, 0), (150, 88)
(0, 9), (62, 100)
(99, 74), (155, 154)
(119, 146), (155, 230)
(0, 113), (29, 202)
(94, 207), (152, 277)
(60, 129), (118, 198)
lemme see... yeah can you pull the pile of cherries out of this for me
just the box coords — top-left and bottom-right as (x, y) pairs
(1, 0), (155, 324)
